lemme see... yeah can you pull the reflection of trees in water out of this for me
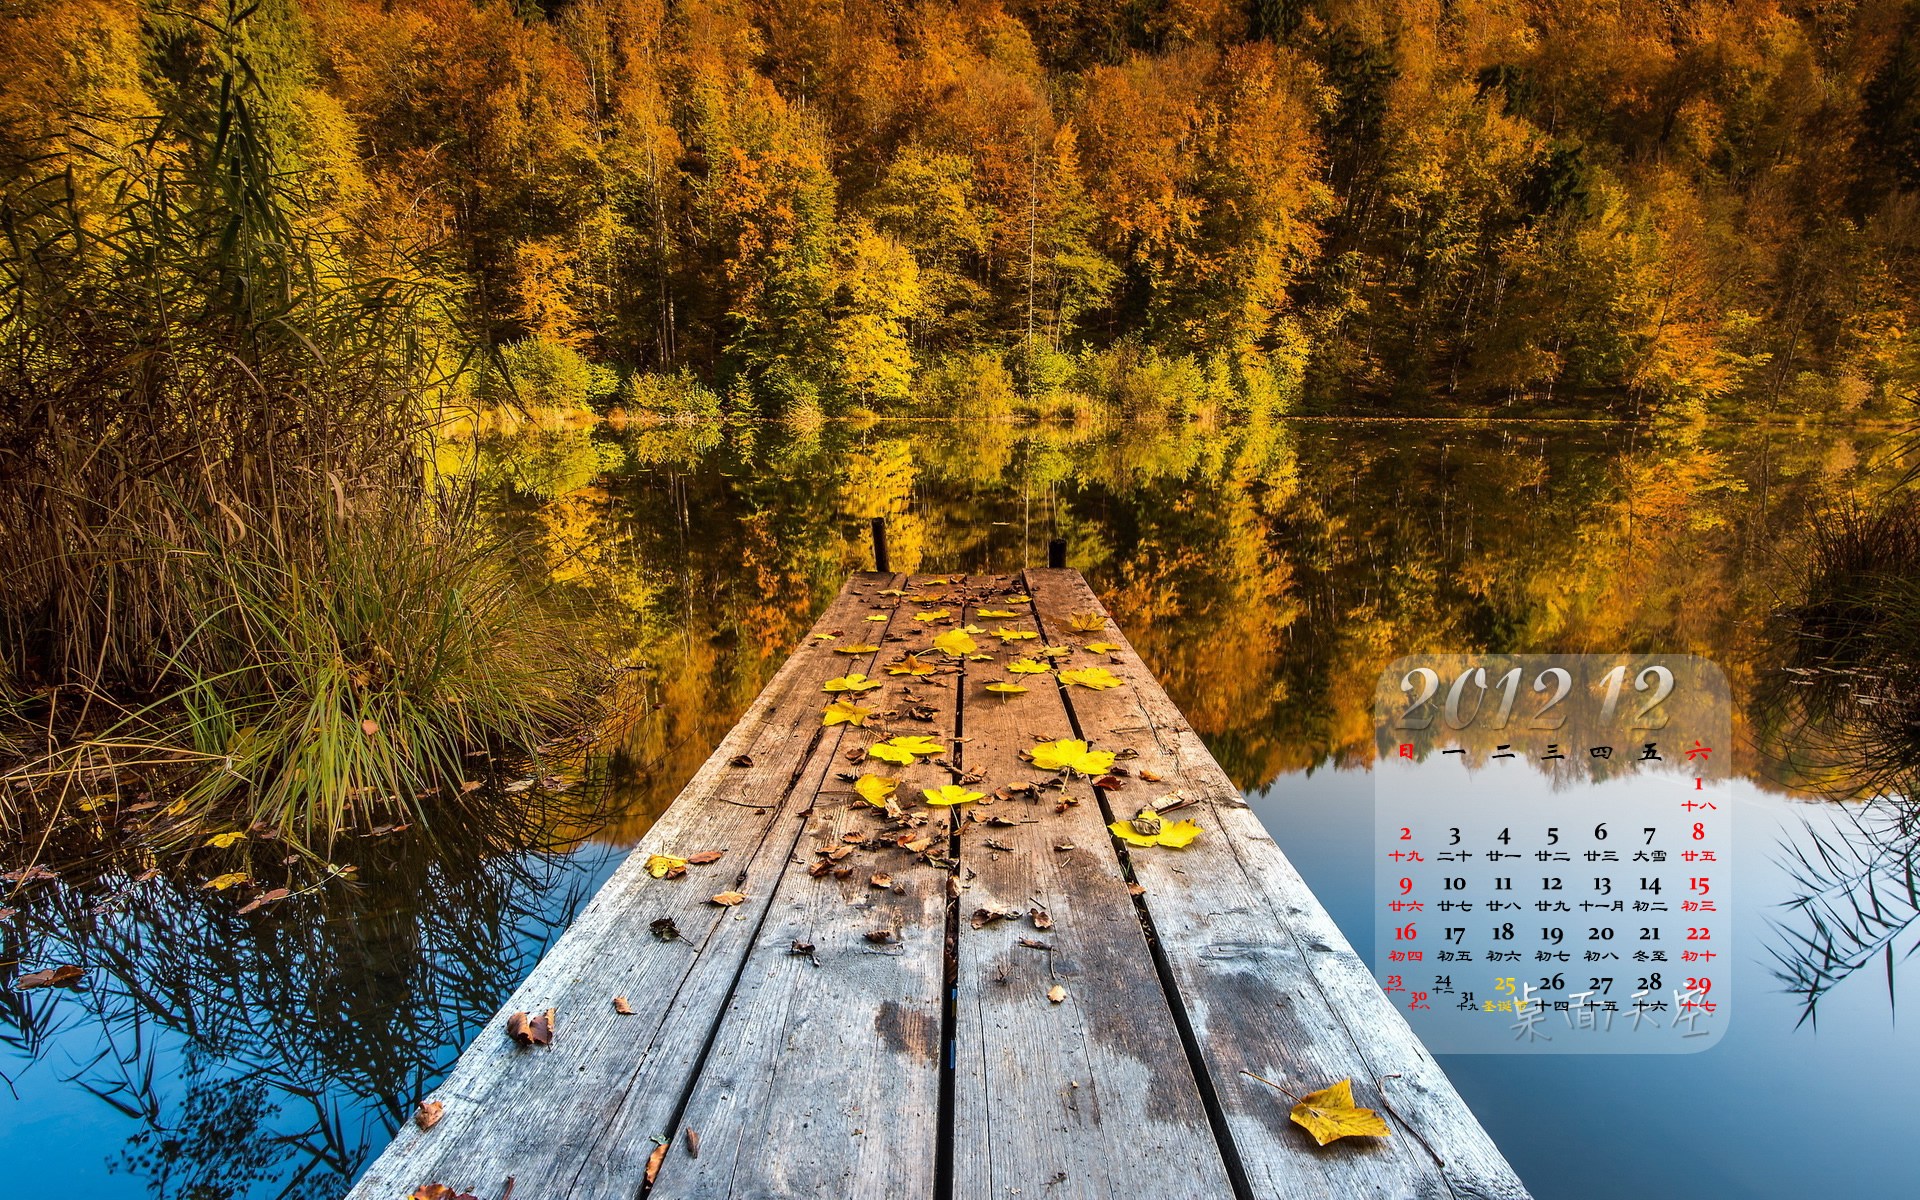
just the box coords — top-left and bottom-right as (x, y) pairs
(1761, 494), (1920, 1024)
(0, 791), (615, 1198)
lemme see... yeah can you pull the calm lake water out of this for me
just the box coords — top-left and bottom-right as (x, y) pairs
(7, 417), (1917, 1198)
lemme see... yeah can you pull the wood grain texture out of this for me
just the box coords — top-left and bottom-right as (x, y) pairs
(345, 574), (905, 1200)
(1023, 568), (1532, 1200)
(949, 578), (1235, 1200)
(627, 572), (961, 1200)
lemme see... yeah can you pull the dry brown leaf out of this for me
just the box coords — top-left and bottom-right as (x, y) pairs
(413, 1100), (444, 1131)
(686, 1128), (701, 1157)
(869, 873), (894, 889)
(361, 718), (380, 737)
(15, 964), (84, 990)
(1029, 905), (1054, 930)
(645, 1141), (667, 1186)
(711, 890), (747, 906)
(505, 1008), (555, 1047)
(236, 887), (290, 915)
(1047, 984), (1067, 1004)
(613, 995), (634, 1015)
(686, 850), (726, 864)
(409, 1186), (477, 1200)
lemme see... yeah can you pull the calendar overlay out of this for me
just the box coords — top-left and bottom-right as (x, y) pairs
(1374, 655), (1732, 1053)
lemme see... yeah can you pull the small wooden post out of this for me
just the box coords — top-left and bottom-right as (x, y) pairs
(872, 517), (891, 573)
(1047, 537), (1067, 569)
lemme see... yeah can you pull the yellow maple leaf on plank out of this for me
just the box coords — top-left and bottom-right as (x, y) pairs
(914, 609), (951, 622)
(994, 627), (1037, 641)
(1108, 807), (1201, 848)
(887, 654), (937, 676)
(931, 629), (977, 656)
(1086, 642), (1121, 654)
(1007, 659), (1052, 674)
(976, 609), (1019, 618)
(1067, 611), (1106, 632)
(645, 854), (688, 878)
(1289, 1079), (1391, 1146)
(985, 682), (1027, 696)
(853, 774), (897, 806)
(823, 700), (874, 727)
(1060, 666), (1122, 689)
(1028, 739), (1115, 775)
(823, 673), (882, 693)
(834, 643), (880, 654)
(867, 735), (946, 765)
(923, 784), (984, 806)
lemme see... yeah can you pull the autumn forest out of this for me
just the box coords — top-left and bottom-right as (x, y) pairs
(9, 0), (1920, 421)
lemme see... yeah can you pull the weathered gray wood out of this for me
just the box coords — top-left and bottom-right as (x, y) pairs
(346, 573), (905, 1200)
(950, 578), (1234, 1200)
(626, 574), (958, 1199)
(1024, 568), (1532, 1200)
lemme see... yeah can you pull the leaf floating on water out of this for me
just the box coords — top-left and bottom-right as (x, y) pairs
(886, 654), (937, 676)
(202, 872), (250, 891)
(1047, 984), (1067, 1004)
(1086, 641), (1122, 654)
(613, 996), (635, 1015)
(711, 890), (748, 906)
(236, 887), (289, 915)
(923, 784), (985, 807)
(931, 629), (978, 657)
(413, 1100), (445, 1131)
(203, 831), (246, 848)
(853, 774), (898, 806)
(505, 1008), (556, 1047)
(15, 964), (84, 990)
(823, 673), (883, 693)
(1287, 1079), (1392, 1146)
(1027, 739), (1116, 776)
(1007, 658), (1052, 674)
(1059, 666), (1123, 689)
(822, 699), (875, 727)
(686, 850), (726, 865)
(646, 854), (689, 879)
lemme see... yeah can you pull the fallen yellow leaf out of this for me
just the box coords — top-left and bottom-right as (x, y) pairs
(931, 629), (978, 657)
(823, 700), (875, 727)
(1007, 658), (1052, 674)
(1107, 807), (1202, 848)
(984, 682), (1028, 696)
(853, 774), (898, 806)
(711, 891), (748, 907)
(834, 643), (881, 654)
(1288, 1079), (1391, 1146)
(959, 623), (986, 635)
(812, 633), (837, 640)
(865, 613), (888, 621)
(1028, 739), (1116, 775)
(202, 872), (250, 891)
(976, 609), (1019, 618)
(867, 735), (946, 765)
(204, 831), (247, 848)
(646, 853), (689, 878)
(1067, 611), (1107, 632)
(923, 784), (984, 806)
(994, 627), (1037, 641)
(1060, 666), (1123, 689)
(1035, 644), (1074, 659)
(1086, 641), (1121, 654)
(914, 608), (951, 622)
(887, 654), (937, 676)
(823, 673), (883, 693)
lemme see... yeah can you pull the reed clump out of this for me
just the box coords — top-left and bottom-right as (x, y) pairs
(0, 6), (600, 845)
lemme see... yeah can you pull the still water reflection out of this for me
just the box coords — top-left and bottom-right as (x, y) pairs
(5, 417), (1915, 1197)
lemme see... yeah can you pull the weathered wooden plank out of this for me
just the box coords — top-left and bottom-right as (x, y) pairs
(1023, 568), (1531, 1200)
(621, 573), (959, 1200)
(346, 573), (905, 1200)
(950, 578), (1235, 1200)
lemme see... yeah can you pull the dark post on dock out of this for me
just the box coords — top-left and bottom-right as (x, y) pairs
(348, 570), (1531, 1200)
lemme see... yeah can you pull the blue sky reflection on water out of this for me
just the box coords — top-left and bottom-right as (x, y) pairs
(1254, 766), (1920, 1200)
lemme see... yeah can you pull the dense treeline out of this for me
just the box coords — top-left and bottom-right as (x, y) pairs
(7, 0), (1919, 419)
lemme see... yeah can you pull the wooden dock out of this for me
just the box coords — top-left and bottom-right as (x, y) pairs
(348, 570), (1530, 1200)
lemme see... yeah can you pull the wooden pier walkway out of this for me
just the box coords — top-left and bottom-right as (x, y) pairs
(349, 570), (1530, 1200)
